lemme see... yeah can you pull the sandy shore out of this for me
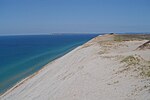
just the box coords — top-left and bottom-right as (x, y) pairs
(1, 34), (150, 100)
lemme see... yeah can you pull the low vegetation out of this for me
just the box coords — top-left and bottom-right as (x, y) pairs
(114, 36), (123, 42)
(114, 34), (150, 42)
(120, 55), (150, 77)
(121, 55), (140, 65)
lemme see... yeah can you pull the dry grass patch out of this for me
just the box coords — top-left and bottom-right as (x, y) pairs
(120, 55), (150, 78)
(121, 55), (140, 65)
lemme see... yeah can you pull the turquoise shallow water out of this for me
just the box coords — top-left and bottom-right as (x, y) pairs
(0, 34), (99, 94)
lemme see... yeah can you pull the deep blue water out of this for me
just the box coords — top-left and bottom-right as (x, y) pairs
(0, 34), (99, 94)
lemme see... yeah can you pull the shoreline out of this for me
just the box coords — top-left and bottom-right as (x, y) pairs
(1, 34), (150, 100)
(0, 36), (94, 96)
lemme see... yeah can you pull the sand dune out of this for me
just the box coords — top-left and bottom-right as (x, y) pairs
(1, 34), (150, 100)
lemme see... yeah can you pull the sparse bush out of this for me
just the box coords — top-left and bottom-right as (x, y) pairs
(146, 71), (150, 77)
(121, 55), (140, 65)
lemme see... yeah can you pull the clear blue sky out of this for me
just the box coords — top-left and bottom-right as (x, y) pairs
(0, 0), (150, 34)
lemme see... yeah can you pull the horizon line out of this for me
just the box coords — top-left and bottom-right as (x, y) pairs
(0, 32), (150, 36)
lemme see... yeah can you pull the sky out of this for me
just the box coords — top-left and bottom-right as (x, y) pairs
(0, 0), (150, 34)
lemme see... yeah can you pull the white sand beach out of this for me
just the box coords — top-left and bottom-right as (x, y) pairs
(1, 34), (150, 100)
